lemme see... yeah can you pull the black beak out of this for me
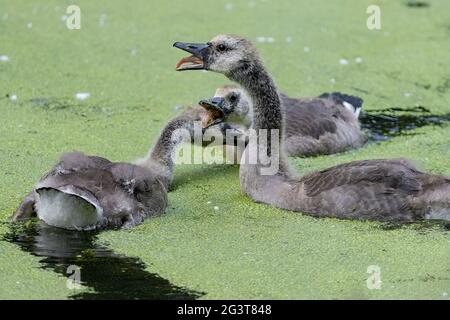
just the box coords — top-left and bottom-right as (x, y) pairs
(199, 97), (225, 113)
(173, 42), (210, 71)
(198, 97), (227, 129)
(173, 42), (209, 57)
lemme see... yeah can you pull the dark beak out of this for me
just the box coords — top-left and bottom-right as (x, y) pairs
(199, 97), (225, 113)
(173, 42), (209, 57)
(173, 42), (209, 71)
(198, 97), (227, 128)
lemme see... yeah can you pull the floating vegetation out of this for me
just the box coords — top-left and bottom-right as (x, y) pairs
(4, 220), (203, 299)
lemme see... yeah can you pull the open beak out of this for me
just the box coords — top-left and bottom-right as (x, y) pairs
(198, 97), (226, 128)
(199, 97), (225, 113)
(173, 42), (209, 71)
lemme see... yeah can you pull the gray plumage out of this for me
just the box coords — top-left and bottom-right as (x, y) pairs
(281, 92), (366, 156)
(12, 152), (168, 230)
(12, 106), (210, 230)
(205, 85), (366, 157)
(175, 34), (450, 222)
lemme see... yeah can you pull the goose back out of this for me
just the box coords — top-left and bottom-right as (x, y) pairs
(13, 152), (168, 230)
(280, 93), (367, 156)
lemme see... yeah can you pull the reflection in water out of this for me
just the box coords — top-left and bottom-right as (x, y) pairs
(360, 107), (450, 142)
(405, 1), (430, 8)
(378, 220), (450, 232)
(4, 221), (203, 299)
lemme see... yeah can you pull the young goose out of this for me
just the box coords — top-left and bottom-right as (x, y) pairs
(174, 35), (450, 222)
(12, 153), (168, 230)
(200, 85), (366, 157)
(12, 106), (217, 230)
(135, 105), (220, 187)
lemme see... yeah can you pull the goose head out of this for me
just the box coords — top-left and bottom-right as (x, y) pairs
(107, 163), (168, 218)
(198, 85), (253, 128)
(174, 35), (259, 76)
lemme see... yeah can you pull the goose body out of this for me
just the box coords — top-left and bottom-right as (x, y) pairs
(13, 106), (214, 230)
(174, 35), (450, 222)
(201, 85), (366, 157)
(281, 92), (366, 156)
(240, 157), (450, 222)
(13, 153), (167, 230)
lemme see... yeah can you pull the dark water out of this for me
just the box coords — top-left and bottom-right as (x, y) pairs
(378, 220), (450, 232)
(360, 107), (450, 142)
(405, 1), (430, 8)
(3, 221), (203, 299)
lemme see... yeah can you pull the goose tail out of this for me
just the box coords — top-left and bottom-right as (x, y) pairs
(320, 92), (364, 117)
(35, 186), (104, 230)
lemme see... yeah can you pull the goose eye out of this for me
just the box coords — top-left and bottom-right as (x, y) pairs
(229, 95), (237, 103)
(217, 44), (227, 52)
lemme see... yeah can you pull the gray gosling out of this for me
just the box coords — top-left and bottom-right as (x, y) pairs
(200, 84), (366, 158)
(12, 106), (217, 230)
(173, 35), (450, 222)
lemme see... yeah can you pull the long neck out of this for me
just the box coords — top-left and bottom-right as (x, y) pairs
(229, 61), (290, 175)
(138, 117), (194, 189)
(230, 62), (282, 131)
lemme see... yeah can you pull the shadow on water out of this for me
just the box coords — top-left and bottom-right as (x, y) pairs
(360, 107), (450, 142)
(405, 1), (430, 8)
(3, 220), (203, 300)
(377, 220), (450, 233)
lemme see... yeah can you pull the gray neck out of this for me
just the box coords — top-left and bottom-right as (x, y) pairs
(228, 61), (290, 174)
(229, 61), (282, 132)
(142, 118), (193, 189)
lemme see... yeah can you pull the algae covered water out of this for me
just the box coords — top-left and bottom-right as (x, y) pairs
(4, 221), (203, 299)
